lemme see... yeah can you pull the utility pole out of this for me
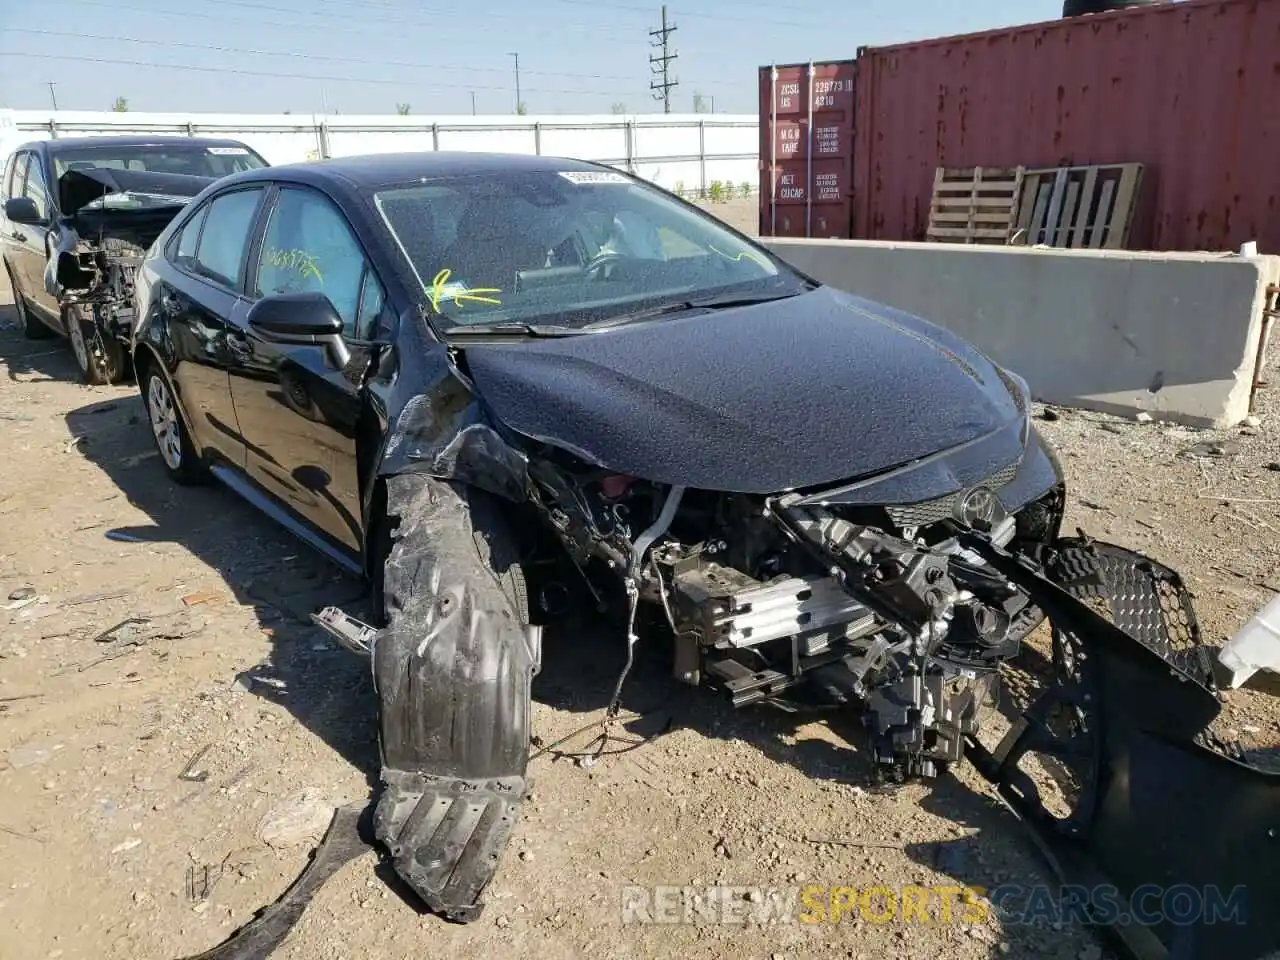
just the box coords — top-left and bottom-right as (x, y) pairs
(471, 92), (477, 115)
(509, 52), (521, 113)
(649, 5), (678, 114)
(47, 82), (58, 110)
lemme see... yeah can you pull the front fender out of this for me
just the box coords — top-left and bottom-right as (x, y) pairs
(373, 342), (531, 505)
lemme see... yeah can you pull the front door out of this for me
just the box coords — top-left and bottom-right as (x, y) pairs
(228, 184), (390, 555)
(6, 152), (60, 323)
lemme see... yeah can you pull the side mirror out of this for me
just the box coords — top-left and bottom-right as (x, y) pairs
(4, 196), (46, 226)
(247, 292), (351, 369)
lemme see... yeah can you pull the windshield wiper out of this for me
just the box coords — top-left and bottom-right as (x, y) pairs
(685, 290), (804, 309)
(584, 289), (805, 330)
(440, 322), (585, 338)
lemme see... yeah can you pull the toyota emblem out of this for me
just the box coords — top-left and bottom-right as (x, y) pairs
(955, 485), (1005, 530)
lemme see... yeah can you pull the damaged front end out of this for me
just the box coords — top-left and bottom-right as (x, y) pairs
(522, 456), (1278, 957)
(345, 311), (1273, 949)
(526, 444), (1065, 782)
(47, 168), (214, 360)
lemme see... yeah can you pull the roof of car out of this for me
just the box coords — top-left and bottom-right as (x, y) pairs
(239, 151), (612, 190)
(25, 135), (257, 154)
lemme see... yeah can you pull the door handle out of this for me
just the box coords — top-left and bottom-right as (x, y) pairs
(11, 230), (26, 242)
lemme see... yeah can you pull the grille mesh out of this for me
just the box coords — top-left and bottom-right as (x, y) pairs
(885, 461), (1020, 528)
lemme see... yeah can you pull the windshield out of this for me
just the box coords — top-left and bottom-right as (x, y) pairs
(372, 168), (806, 330)
(53, 143), (266, 187)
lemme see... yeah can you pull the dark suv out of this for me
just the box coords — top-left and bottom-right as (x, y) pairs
(2, 135), (268, 383)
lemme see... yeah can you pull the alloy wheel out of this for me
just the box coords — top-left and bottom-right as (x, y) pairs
(68, 311), (90, 373)
(147, 374), (184, 470)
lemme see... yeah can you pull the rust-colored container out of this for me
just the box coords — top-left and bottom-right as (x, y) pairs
(758, 60), (857, 238)
(852, 0), (1280, 251)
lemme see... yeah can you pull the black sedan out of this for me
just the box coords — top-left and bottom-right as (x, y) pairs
(130, 151), (1066, 921)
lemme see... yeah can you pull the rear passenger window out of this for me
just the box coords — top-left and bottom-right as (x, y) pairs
(175, 204), (209, 263)
(191, 188), (264, 289)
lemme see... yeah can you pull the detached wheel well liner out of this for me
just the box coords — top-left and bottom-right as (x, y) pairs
(373, 472), (536, 921)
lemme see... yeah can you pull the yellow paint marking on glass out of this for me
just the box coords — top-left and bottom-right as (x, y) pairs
(262, 247), (324, 284)
(708, 244), (770, 270)
(428, 268), (503, 311)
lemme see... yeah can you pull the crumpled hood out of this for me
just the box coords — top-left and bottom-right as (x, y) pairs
(53, 168), (214, 252)
(58, 167), (214, 215)
(464, 285), (1025, 494)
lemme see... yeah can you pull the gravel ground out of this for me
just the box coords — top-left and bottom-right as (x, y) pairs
(694, 195), (758, 236)
(0, 216), (1276, 960)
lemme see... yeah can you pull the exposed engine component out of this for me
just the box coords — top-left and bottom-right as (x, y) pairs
(52, 235), (144, 350)
(526, 452), (1061, 781)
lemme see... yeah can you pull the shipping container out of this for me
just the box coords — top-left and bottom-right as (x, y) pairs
(758, 60), (857, 238)
(851, 0), (1280, 252)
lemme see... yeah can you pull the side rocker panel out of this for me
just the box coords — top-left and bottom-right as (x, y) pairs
(374, 474), (535, 922)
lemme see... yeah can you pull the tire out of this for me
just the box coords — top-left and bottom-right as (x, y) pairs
(4, 263), (55, 340)
(373, 473), (536, 922)
(141, 363), (209, 485)
(66, 304), (127, 385)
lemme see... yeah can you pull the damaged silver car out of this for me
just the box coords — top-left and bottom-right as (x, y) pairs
(127, 154), (1277, 960)
(1, 136), (267, 383)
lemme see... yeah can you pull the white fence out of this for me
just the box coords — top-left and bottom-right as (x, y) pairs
(0, 109), (760, 195)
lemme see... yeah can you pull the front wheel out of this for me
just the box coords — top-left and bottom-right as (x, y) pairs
(143, 366), (208, 485)
(66, 305), (127, 385)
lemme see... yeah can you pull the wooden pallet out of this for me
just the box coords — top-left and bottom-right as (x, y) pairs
(926, 166), (1026, 244)
(1013, 163), (1143, 249)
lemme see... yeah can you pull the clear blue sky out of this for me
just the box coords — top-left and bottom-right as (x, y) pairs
(0, 0), (1063, 115)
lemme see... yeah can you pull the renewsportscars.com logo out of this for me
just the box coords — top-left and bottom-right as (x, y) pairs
(620, 883), (1251, 927)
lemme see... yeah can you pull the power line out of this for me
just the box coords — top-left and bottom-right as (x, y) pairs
(302, 0), (677, 35)
(0, 51), (649, 100)
(229, 0), (640, 37)
(552, 0), (838, 29)
(194, 0), (640, 41)
(46, 0), (639, 46)
(1, 27), (647, 84)
(649, 5), (678, 115)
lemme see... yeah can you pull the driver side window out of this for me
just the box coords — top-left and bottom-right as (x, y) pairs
(255, 187), (381, 340)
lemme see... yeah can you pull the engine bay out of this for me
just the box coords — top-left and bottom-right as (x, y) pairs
(525, 446), (1066, 780)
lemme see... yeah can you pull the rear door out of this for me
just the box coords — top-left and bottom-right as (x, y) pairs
(154, 184), (269, 468)
(227, 183), (391, 555)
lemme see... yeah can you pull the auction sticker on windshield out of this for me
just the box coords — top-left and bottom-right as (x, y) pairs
(207, 146), (249, 155)
(558, 171), (630, 185)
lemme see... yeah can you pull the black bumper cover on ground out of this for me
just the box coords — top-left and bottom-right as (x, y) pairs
(962, 535), (1279, 960)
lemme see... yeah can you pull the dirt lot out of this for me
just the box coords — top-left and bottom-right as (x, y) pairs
(1, 248), (1277, 960)
(693, 195), (758, 236)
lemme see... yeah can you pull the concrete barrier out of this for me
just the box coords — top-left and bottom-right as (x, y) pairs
(760, 238), (1276, 428)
